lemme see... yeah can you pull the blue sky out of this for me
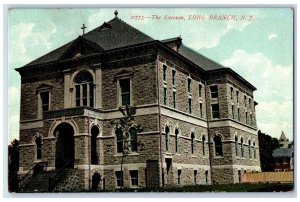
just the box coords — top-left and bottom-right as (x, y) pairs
(8, 8), (293, 142)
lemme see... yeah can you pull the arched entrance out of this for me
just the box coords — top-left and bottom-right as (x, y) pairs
(54, 123), (75, 169)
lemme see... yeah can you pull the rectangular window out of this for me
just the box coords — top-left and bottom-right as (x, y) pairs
(205, 170), (208, 184)
(199, 103), (203, 118)
(249, 98), (251, 107)
(173, 91), (176, 108)
(40, 92), (50, 113)
(199, 84), (202, 97)
(177, 169), (182, 184)
(230, 87), (234, 100)
(115, 171), (123, 187)
(172, 69), (176, 85)
(188, 78), (192, 93)
(120, 79), (130, 106)
(89, 84), (94, 107)
(188, 98), (192, 114)
(245, 112), (248, 124)
(250, 114), (253, 125)
(211, 104), (220, 118)
(238, 170), (241, 183)
(163, 87), (167, 105)
(236, 91), (239, 103)
(75, 85), (80, 106)
(130, 170), (138, 187)
(194, 170), (197, 184)
(232, 105), (235, 119)
(237, 108), (240, 121)
(82, 83), (87, 106)
(210, 86), (218, 98)
(163, 64), (167, 81)
(244, 95), (247, 107)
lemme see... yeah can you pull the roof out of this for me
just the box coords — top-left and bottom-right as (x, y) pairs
(272, 148), (294, 158)
(21, 17), (154, 67)
(280, 131), (288, 142)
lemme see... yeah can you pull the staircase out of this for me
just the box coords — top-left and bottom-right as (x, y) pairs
(21, 170), (58, 192)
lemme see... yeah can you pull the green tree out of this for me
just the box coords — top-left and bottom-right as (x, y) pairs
(8, 139), (19, 192)
(258, 130), (280, 171)
(111, 105), (143, 189)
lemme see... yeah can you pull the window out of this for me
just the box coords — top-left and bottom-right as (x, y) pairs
(177, 169), (182, 184)
(210, 86), (218, 98)
(238, 170), (241, 183)
(199, 103), (203, 118)
(202, 136), (206, 156)
(173, 91), (176, 108)
(245, 112), (248, 124)
(120, 79), (130, 106)
(172, 69), (176, 85)
(130, 170), (138, 187)
(91, 126), (100, 165)
(115, 171), (123, 187)
(40, 92), (50, 113)
(194, 170), (197, 184)
(175, 129), (179, 153)
(74, 71), (94, 107)
(244, 95), (247, 106)
(248, 98), (251, 108)
(163, 87), (167, 105)
(188, 98), (192, 114)
(165, 126), (170, 151)
(232, 105), (235, 119)
(129, 127), (137, 152)
(191, 132), (195, 154)
(35, 137), (42, 160)
(205, 170), (208, 184)
(249, 114), (253, 125)
(236, 91), (239, 103)
(163, 64), (167, 81)
(199, 84), (202, 97)
(248, 140), (251, 159)
(237, 108), (240, 121)
(214, 136), (223, 156)
(211, 104), (220, 118)
(253, 142), (256, 159)
(230, 87), (234, 100)
(188, 78), (192, 93)
(241, 138), (244, 158)
(235, 136), (238, 157)
(116, 128), (123, 153)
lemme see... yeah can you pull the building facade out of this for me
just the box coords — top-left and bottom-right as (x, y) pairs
(16, 12), (261, 191)
(273, 132), (293, 172)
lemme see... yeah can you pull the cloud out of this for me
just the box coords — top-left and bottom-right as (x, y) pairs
(268, 33), (278, 40)
(221, 49), (293, 139)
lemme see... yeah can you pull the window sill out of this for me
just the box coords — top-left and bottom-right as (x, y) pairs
(165, 152), (172, 156)
(172, 85), (176, 90)
(114, 152), (139, 157)
(163, 81), (167, 86)
(214, 156), (224, 159)
(175, 153), (181, 156)
(191, 155), (198, 158)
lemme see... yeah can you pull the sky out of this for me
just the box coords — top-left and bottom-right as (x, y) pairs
(7, 8), (293, 143)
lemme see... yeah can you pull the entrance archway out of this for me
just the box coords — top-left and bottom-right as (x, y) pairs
(54, 123), (75, 169)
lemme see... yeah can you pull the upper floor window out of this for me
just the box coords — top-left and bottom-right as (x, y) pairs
(199, 84), (202, 97)
(244, 95), (247, 106)
(210, 86), (218, 98)
(116, 128), (123, 153)
(74, 71), (94, 107)
(241, 138), (244, 158)
(235, 136), (238, 156)
(199, 103), (203, 118)
(249, 98), (251, 107)
(163, 64), (167, 81)
(188, 78), (192, 93)
(165, 126), (170, 151)
(129, 127), (138, 152)
(163, 87), (167, 105)
(119, 79), (131, 106)
(40, 92), (50, 113)
(230, 87), (234, 100)
(35, 136), (42, 160)
(237, 108), (240, 121)
(253, 142), (256, 159)
(202, 135), (206, 156)
(191, 132), (195, 154)
(250, 114), (253, 125)
(211, 104), (220, 119)
(115, 126), (137, 153)
(175, 129), (179, 153)
(188, 98), (192, 114)
(172, 69), (176, 85)
(232, 105), (235, 119)
(214, 136), (223, 156)
(173, 91), (176, 109)
(236, 91), (239, 103)
(248, 140), (252, 159)
(245, 112), (248, 124)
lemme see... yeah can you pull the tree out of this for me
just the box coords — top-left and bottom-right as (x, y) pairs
(8, 139), (19, 192)
(258, 130), (280, 171)
(110, 105), (143, 189)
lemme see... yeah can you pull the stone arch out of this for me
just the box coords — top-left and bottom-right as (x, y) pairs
(48, 119), (79, 138)
(70, 68), (95, 83)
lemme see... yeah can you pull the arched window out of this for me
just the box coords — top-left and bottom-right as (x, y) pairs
(202, 135), (206, 156)
(74, 71), (94, 107)
(35, 136), (42, 160)
(175, 129), (179, 153)
(116, 128), (123, 153)
(191, 132), (195, 154)
(214, 136), (223, 156)
(253, 142), (256, 159)
(91, 126), (100, 165)
(241, 138), (244, 158)
(165, 126), (170, 151)
(129, 127), (137, 152)
(235, 136), (238, 156)
(248, 140), (251, 159)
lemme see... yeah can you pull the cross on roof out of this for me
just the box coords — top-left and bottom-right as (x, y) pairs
(114, 10), (118, 18)
(81, 24), (87, 35)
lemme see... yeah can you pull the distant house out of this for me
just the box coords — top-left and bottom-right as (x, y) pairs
(272, 132), (294, 172)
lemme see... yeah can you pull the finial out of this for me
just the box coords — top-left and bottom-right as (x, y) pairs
(114, 10), (118, 18)
(81, 24), (87, 35)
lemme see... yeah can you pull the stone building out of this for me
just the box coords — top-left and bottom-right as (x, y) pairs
(16, 11), (261, 192)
